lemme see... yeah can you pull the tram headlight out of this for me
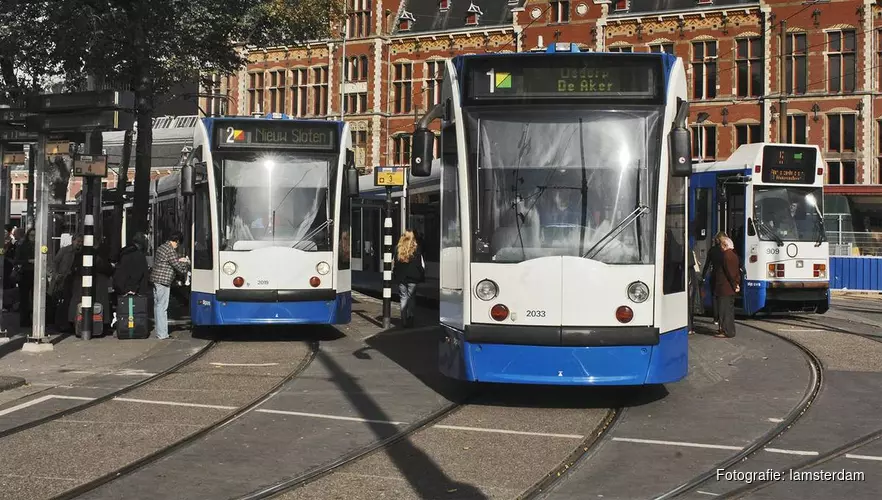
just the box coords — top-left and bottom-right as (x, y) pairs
(475, 279), (499, 301)
(222, 261), (237, 275)
(316, 261), (331, 275)
(627, 281), (650, 303)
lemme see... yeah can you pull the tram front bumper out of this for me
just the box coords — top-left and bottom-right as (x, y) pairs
(440, 324), (687, 385)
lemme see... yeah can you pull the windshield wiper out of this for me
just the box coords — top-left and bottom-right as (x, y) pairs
(582, 205), (649, 260)
(756, 220), (784, 247)
(292, 219), (334, 250)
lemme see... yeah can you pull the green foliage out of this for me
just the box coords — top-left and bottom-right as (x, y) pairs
(0, 1), (60, 102)
(2, 0), (343, 100)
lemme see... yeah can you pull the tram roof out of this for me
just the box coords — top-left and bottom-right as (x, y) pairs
(692, 142), (822, 175)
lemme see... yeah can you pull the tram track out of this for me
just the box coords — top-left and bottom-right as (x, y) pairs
(47, 340), (319, 500)
(651, 318), (825, 500)
(231, 399), (467, 500)
(518, 407), (623, 500)
(0, 339), (218, 440)
(712, 314), (882, 499)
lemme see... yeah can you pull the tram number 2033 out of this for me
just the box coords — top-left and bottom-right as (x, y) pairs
(526, 310), (547, 318)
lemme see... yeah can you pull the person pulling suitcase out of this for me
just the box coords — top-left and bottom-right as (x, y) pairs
(112, 233), (151, 339)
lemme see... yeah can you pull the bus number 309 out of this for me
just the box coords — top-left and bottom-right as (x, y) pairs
(526, 310), (546, 318)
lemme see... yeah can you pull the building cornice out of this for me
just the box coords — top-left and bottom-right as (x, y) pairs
(607, 6), (760, 23)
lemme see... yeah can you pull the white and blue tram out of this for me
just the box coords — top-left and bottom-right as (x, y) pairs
(691, 143), (829, 315)
(178, 115), (360, 326)
(408, 43), (693, 385)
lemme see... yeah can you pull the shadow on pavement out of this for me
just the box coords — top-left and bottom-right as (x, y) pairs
(317, 348), (489, 499)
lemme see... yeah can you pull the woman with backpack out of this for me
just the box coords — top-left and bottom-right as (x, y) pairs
(392, 230), (425, 328)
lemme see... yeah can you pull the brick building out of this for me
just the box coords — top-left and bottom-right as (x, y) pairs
(201, 0), (880, 191)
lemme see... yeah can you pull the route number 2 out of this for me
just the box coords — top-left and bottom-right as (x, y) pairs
(226, 127), (235, 143)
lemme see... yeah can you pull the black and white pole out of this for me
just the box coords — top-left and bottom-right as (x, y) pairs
(80, 206), (95, 341)
(382, 186), (393, 328)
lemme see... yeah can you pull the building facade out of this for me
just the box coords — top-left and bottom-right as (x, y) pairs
(201, 0), (878, 189)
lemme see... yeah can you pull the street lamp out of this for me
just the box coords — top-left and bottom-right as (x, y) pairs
(265, 160), (274, 235)
(695, 112), (710, 162)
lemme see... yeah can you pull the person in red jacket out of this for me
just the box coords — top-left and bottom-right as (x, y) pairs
(713, 236), (740, 338)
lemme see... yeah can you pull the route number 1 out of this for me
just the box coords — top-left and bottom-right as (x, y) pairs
(486, 69), (495, 94)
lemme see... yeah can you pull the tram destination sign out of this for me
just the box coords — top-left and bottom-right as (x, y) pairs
(761, 145), (817, 184)
(214, 120), (338, 151)
(464, 54), (662, 102)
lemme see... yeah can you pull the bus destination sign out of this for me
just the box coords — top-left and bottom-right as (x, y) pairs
(761, 145), (817, 184)
(464, 54), (661, 102)
(215, 121), (337, 151)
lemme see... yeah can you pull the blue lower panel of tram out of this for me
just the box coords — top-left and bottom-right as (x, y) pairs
(439, 327), (688, 385)
(190, 291), (352, 326)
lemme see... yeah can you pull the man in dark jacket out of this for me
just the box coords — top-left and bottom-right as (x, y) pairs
(150, 231), (189, 339)
(113, 233), (150, 296)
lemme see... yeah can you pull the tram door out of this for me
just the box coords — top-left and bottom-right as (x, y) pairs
(718, 178), (747, 306)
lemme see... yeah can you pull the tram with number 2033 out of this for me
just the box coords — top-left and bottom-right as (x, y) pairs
(178, 115), (360, 326)
(408, 43), (693, 386)
(691, 143), (829, 316)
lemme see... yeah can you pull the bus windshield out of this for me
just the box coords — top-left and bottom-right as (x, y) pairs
(753, 186), (825, 243)
(220, 153), (334, 251)
(467, 107), (662, 264)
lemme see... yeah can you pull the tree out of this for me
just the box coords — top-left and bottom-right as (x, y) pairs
(5, 0), (342, 234)
(0, 1), (60, 102)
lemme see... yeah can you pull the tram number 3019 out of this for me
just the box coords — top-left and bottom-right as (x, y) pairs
(526, 310), (546, 318)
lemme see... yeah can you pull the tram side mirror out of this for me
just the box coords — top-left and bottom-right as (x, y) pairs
(181, 163), (195, 196)
(670, 98), (692, 178)
(345, 150), (359, 198)
(411, 128), (434, 177)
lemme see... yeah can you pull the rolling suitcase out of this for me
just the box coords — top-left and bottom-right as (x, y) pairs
(116, 294), (150, 339)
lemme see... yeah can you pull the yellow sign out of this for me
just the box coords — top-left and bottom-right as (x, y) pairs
(374, 167), (405, 187)
(46, 141), (70, 154)
(40, 245), (48, 254)
(74, 154), (108, 177)
(2, 152), (26, 165)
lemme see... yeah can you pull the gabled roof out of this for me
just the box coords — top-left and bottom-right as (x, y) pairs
(610, 0), (759, 16)
(394, 0), (523, 35)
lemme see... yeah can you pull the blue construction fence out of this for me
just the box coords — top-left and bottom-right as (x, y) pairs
(831, 257), (882, 291)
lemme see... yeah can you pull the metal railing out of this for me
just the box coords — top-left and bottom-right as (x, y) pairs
(826, 231), (882, 256)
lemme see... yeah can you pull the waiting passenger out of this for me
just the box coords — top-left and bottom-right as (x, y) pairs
(392, 230), (425, 328)
(13, 228), (35, 328)
(150, 232), (190, 340)
(701, 231), (727, 325)
(714, 237), (740, 338)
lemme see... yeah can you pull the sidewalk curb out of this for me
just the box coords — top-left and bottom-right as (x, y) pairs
(0, 333), (26, 360)
(0, 375), (26, 392)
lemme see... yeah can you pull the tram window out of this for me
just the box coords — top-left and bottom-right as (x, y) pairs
(352, 207), (362, 258)
(663, 176), (686, 295)
(694, 188), (710, 240)
(193, 183), (213, 270)
(338, 180), (351, 270)
(441, 123), (461, 249)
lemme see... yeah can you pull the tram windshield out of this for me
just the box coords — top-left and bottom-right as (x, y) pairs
(219, 153), (334, 252)
(468, 108), (662, 264)
(753, 186), (825, 243)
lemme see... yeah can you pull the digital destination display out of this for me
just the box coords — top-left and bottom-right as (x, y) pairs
(214, 120), (338, 151)
(761, 145), (817, 184)
(463, 54), (662, 102)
